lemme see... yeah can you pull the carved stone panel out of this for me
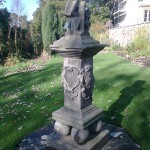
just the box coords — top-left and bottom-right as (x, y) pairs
(63, 66), (80, 92)
(62, 57), (95, 111)
(82, 66), (94, 100)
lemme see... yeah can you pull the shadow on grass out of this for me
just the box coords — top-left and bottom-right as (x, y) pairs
(103, 80), (145, 126)
(126, 92), (150, 150)
(0, 62), (63, 101)
(0, 61), (64, 150)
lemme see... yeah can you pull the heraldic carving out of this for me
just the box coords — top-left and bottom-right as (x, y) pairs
(62, 66), (94, 100)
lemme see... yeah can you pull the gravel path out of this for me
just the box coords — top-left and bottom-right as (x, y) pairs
(114, 51), (150, 67)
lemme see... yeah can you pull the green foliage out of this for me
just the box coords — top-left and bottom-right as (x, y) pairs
(0, 8), (10, 43)
(88, 0), (112, 24)
(0, 7), (34, 65)
(0, 8), (10, 64)
(133, 28), (149, 51)
(111, 43), (123, 51)
(126, 27), (150, 57)
(88, 0), (112, 44)
(35, 0), (65, 55)
(91, 6), (110, 24)
(42, 2), (59, 52)
(0, 0), (113, 65)
(90, 22), (110, 44)
(29, 8), (43, 55)
(4, 55), (25, 66)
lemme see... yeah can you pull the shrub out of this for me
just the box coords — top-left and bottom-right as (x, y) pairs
(90, 22), (109, 44)
(111, 43), (121, 51)
(125, 27), (150, 57)
(134, 27), (149, 50)
(4, 55), (25, 66)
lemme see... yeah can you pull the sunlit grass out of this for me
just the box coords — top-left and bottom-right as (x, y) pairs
(0, 53), (150, 150)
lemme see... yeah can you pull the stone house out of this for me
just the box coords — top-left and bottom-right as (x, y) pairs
(109, 0), (150, 47)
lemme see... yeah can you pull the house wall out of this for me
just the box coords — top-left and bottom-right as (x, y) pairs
(110, 0), (150, 46)
(109, 23), (150, 47)
(114, 0), (150, 27)
(121, 0), (139, 26)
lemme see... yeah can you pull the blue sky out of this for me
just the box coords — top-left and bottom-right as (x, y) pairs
(0, 0), (39, 20)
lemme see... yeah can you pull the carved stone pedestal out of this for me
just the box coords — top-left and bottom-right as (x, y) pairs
(52, 57), (103, 144)
(53, 106), (103, 130)
(50, 0), (106, 147)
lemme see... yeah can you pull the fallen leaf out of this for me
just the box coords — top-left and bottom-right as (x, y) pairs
(54, 102), (60, 105)
(108, 100), (112, 103)
(0, 116), (5, 119)
(41, 106), (46, 109)
(18, 126), (24, 130)
(3, 123), (7, 126)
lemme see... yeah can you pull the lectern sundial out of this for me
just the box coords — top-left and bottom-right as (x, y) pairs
(50, 0), (106, 145)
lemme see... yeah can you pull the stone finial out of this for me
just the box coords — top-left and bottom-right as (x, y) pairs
(64, 0), (90, 36)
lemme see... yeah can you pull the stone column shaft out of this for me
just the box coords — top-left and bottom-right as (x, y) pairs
(62, 57), (94, 112)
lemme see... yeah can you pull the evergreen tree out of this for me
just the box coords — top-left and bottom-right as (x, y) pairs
(0, 8), (10, 64)
(30, 7), (43, 56)
(42, 2), (59, 53)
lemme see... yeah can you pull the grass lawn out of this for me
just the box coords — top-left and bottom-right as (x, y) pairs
(0, 53), (150, 150)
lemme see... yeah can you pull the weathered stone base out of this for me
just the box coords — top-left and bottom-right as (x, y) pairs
(16, 123), (140, 150)
(52, 105), (103, 130)
(44, 129), (110, 150)
(41, 123), (140, 150)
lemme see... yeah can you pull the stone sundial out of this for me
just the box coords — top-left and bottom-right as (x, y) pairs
(50, 0), (106, 145)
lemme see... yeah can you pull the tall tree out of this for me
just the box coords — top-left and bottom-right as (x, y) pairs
(40, 0), (66, 55)
(41, 2), (59, 53)
(0, 8), (10, 64)
(29, 7), (43, 56)
(11, 0), (25, 55)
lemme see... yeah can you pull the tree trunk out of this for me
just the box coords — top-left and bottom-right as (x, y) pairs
(7, 25), (12, 55)
(20, 29), (22, 56)
(41, 49), (50, 60)
(0, 44), (4, 65)
(0, 26), (4, 65)
(14, 25), (18, 55)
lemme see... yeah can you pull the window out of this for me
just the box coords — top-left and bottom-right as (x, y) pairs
(144, 10), (150, 22)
